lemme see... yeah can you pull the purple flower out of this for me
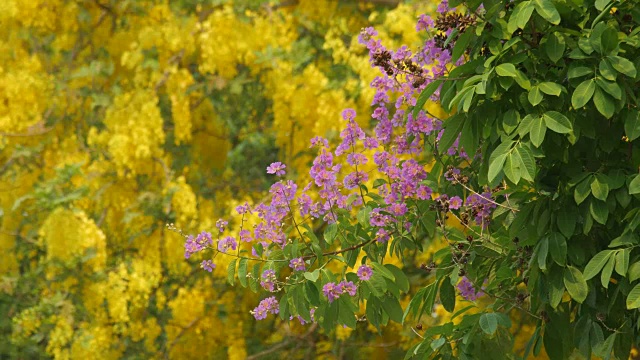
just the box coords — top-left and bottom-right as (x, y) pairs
(389, 202), (408, 217)
(251, 296), (280, 320)
(457, 276), (484, 301)
(200, 260), (216, 272)
(217, 236), (237, 253)
(449, 196), (462, 210)
(267, 162), (286, 176)
(323, 282), (341, 303)
(216, 219), (228, 233)
(341, 108), (357, 121)
(375, 229), (390, 243)
(289, 257), (306, 271)
(337, 281), (358, 296)
(236, 202), (251, 215)
(260, 269), (277, 292)
(239, 229), (252, 242)
(357, 265), (373, 281)
(310, 136), (329, 148)
(184, 232), (213, 259)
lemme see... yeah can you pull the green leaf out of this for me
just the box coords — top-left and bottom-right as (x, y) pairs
(615, 249), (629, 277)
(549, 233), (567, 266)
(440, 277), (456, 312)
(324, 223), (338, 244)
(574, 177), (592, 205)
(495, 63), (518, 77)
(438, 114), (465, 152)
(572, 79), (596, 109)
(624, 110), (640, 141)
(533, 0), (561, 24)
(528, 86), (544, 106)
(544, 32), (565, 63)
(431, 337), (446, 351)
(530, 116), (547, 147)
(304, 269), (320, 282)
(385, 264), (410, 293)
(227, 259), (237, 285)
(371, 262), (395, 280)
(537, 237), (549, 270)
(557, 207), (576, 238)
(548, 270), (564, 308)
(590, 174), (610, 201)
(452, 30), (472, 63)
(381, 295), (404, 324)
(479, 313), (499, 335)
(626, 283), (640, 309)
(357, 206), (372, 227)
(543, 111), (572, 134)
(568, 66), (593, 79)
(590, 199), (608, 224)
(629, 262), (640, 282)
(583, 250), (614, 280)
(488, 141), (514, 182)
(608, 56), (637, 77)
(599, 58), (617, 80)
(238, 258), (248, 287)
(595, 0), (610, 11)
(504, 153), (522, 184)
(593, 87), (615, 119)
(539, 82), (562, 96)
(563, 266), (588, 303)
(508, 1), (535, 33)
(600, 255), (615, 288)
(412, 80), (442, 118)
(515, 144), (536, 181)
(595, 78), (621, 100)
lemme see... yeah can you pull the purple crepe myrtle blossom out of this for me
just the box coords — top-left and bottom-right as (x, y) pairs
(239, 229), (252, 242)
(337, 281), (358, 296)
(375, 228), (391, 243)
(184, 231), (213, 259)
(289, 257), (306, 271)
(323, 281), (358, 303)
(370, 208), (390, 227)
(216, 219), (228, 233)
(389, 202), (408, 217)
(323, 282), (341, 303)
(416, 14), (434, 31)
(200, 260), (215, 272)
(357, 265), (373, 281)
(343, 171), (369, 190)
(416, 185), (433, 200)
(235, 202), (251, 215)
(310, 136), (329, 148)
(260, 269), (277, 292)
(266, 162), (286, 176)
(457, 276), (485, 301)
(449, 196), (463, 210)
(251, 296), (279, 320)
(217, 236), (237, 253)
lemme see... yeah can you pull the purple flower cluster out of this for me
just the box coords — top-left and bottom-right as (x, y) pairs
(357, 265), (373, 281)
(184, 231), (213, 259)
(251, 296), (279, 320)
(200, 259), (215, 272)
(260, 269), (277, 292)
(465, 192), (497, 226)
(266, 162), (286, 176)
(457, 276), (484, 301)
(217, 236), (237, 253)
(215, 219), (228, 233)
(322, 281), (358, 303)
(289, 257), (306, 271)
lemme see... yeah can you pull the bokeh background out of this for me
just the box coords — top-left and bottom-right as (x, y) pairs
(0, 0), (541, 359)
